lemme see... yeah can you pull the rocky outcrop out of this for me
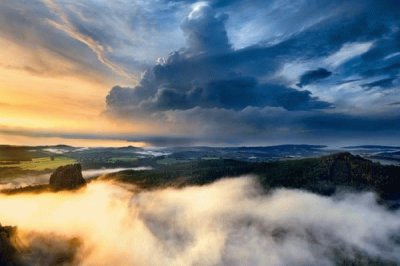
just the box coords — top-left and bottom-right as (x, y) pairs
(49, 164), (86, 191)
(0, 223), (18, 266)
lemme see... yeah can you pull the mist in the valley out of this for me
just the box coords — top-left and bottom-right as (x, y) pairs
(0, 167), (151, 190)
(0, 174), (50, 190)
(0, 176), (399, 266)
(81, 167), (152, 178)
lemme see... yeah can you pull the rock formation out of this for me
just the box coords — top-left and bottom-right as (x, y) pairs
(49, 164), (86, 191)
(0, 223), (18, 266)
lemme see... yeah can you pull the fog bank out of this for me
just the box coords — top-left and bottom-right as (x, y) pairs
(0, 167), (151, 190)
(0, 177), (399, 265)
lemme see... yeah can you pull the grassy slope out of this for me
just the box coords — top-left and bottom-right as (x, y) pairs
(0, 156), (76, 171)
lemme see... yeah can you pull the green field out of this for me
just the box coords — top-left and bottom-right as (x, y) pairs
(0, 156), (76, 171)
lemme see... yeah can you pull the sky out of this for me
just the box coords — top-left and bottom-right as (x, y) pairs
(0, 0), (399, 147)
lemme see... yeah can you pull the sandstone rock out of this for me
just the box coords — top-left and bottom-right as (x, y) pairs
(49, 164), (86, 191)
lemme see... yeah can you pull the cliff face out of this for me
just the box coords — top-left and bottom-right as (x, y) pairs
(49, 164), (86, 191)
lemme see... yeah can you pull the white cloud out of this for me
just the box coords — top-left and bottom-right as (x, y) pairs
(0, 177), (399, 265)
(0, 167), (152, 190)
(325, 41), (374, 67)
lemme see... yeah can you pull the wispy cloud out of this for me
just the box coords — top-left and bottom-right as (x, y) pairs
(41, 0), (135, 81)
(1, 0), (400, 145)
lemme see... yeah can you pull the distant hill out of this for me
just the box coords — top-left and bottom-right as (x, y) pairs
(160, 144), (328, 161)
(343, 145), (400, 150)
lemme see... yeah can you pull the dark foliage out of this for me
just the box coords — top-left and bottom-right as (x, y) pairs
(0, 146), (31, 162)
(0, 224), (19, 266)
(104, 152), (400, 200)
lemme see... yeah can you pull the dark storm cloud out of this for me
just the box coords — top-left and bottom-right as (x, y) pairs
(107, 3), (332, 115)
(297, 68), (332, 88)
(107, 78), (331, 112)
(104, 0), (400, 144)
(154, 107), (400, 145)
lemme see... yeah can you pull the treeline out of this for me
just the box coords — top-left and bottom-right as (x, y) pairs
(103, 152), (400, 199)
(0, 146), (32, 162)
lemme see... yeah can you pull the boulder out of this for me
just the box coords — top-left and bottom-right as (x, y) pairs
(49, 164), (86, 191)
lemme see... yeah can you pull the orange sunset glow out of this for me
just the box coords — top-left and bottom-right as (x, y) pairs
(1, 1), (400, 266)
(0, 11), (150, 147)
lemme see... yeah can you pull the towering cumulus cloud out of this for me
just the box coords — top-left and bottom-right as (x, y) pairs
(106, 3), (330, 114)
(105, 1), (400, 146)
(106, 3), (335, 145)
(181, 3), (231, 55)
(0, 178), (399, 265)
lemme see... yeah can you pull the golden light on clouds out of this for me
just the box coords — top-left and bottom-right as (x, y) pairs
(0, 178), (399, 265)
(0, 36), (151, 147)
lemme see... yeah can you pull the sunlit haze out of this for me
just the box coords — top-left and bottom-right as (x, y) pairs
(1, 0), (400, 146)
(1, 2), (400, 265)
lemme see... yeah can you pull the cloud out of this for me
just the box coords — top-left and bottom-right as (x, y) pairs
(0, 125), (195, 147)
(106, 3), (332, 118)
(181, 3), (231, 55)
(0, 167), (153, 190)
(297, 68), (332, 88)
(156, 107), (400, 145)
(361, 62), (400, 78)
(324, 42), (374, 67)
(81, 167), (152, 178)
(0, 0), (188, 82)
(41, 0), (133, 79)
(3, 105), (400, 147)
(0, 177), (399, 265)
(3, 0), (400, 144)
(0, 174), (49, 191)
(107, 77), (331, 113)
(104, 1), (400, 145)
(361, 77), (397, 91)
(0, 1), (103, 78)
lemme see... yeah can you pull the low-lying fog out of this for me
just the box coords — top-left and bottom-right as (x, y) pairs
(0, 176), (399, 265)
(0, 167), (152, 190)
